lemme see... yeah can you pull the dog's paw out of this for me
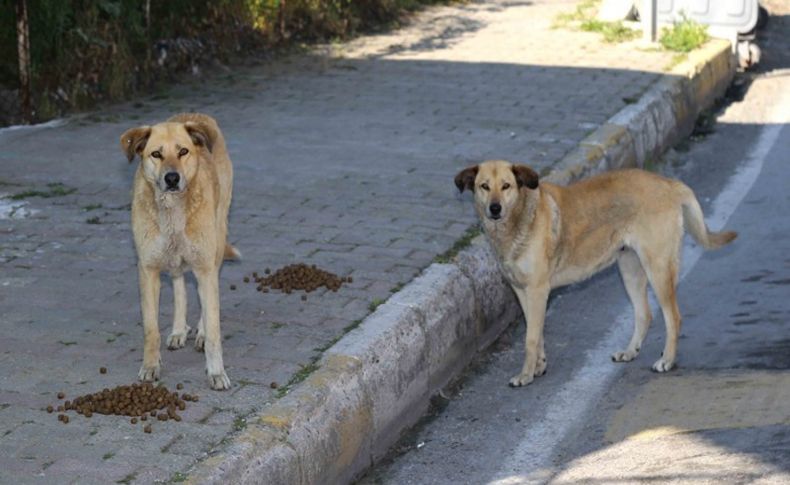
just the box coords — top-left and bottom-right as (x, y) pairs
(611, 349), (638, 363)
(534, 357), (548, 377)
(194, 334), (205, 352)
(167, 330), (189, 350)
(207, 370), (231, 390)
(138, 364), (161, 382)
(508, 373), (534, 387)
(651, 357), (675, 373)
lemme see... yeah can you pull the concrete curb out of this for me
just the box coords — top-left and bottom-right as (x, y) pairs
(186, 39), (735, 485)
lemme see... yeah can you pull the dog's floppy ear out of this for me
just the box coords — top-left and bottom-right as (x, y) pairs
(454, 165), (479, 193)
(120, 126), (151, 163)
(512, 164), (539, 190)
(184, 121), (216, 153)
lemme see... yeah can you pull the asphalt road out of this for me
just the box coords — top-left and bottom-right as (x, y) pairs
(358, 37), (790, 485)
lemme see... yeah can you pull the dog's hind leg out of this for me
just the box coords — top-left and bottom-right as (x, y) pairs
(167, 274), (191, 350)
(138, 265), (162, 381)
(195, 267), (231, 390)
(640, 245), (682, 373)
(612, 249), (652, 363)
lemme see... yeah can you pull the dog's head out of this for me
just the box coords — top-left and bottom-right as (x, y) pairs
(120, 119), (216, 194)
(454, 160), (539, 222)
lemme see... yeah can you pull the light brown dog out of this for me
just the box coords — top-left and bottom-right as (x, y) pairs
(455, 160), (736, 387)
(121, 113), (239, 390)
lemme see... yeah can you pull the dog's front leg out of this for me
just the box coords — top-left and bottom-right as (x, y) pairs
(138, 264), (162, 381)
(167, 274), (191, 350)
(194, 267), (231, 390)
(510, 284), (550, 387)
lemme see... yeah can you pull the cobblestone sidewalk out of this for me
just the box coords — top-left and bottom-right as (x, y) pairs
(0, 1), (674, 483)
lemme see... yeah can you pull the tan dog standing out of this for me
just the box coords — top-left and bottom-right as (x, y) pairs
(121, 113), (239, 390)
(455, 161), (736, 387)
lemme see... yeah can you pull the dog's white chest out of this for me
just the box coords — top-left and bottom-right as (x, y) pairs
(142, 204), (200, 273)
(158, 232), (196, 272)
(499, 258), (530, 288)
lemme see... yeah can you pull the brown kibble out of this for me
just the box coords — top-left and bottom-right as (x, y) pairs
(270, 381), (279, 389)
(176, 383), (183, 390)
(173, 414), (182, 422)
(192, 395), (199, 402)
(243, 277), (249, 283)
(131, 418), (137, 424)
(57, 392), (65, 399)
(85, 410), (92, 418)
(158, 413), (168, 421)
(57, 406), (64, 412)
(230, 284), (237, 290)
(141, 415), (147, 421)
(144, 424), (152, 433)
(46, 405), (53, 413)
(62, 415), (69, 424)
(99, 367), (107, 374)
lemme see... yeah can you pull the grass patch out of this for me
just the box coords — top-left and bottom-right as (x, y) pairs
(553, 0), (599, 28)
(116, 473), (137, 484)
(660, 16), (708, 52)
(102, 452), (115, 460)
(275, 362), (320, 398)
(170, 472), (188, 483)
(8, 183), (76, 200)
(434, 225), (481, 263)
(312, 319), (364, 354)
(554, 0), (638, 43)
(580, 19), (639, 43)
(58, 340), (77, 346)
(232, 416), (247, 432)
(82, 203), (103, 211)
(368, 299), (385, 312)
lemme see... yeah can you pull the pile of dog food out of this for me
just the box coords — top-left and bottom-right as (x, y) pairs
(239, 263), (352, 296)
(47, 377), (197, 433)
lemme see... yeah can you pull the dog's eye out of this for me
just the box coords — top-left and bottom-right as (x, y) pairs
(502, 183), (511, 190)
(178, 148), (189, 157)
(150, 151), (162, 159)
(481, 183), (490, 191)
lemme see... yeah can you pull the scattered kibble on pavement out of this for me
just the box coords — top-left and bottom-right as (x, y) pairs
(242, 263), (351, 295)
(47, 382), (196, 429)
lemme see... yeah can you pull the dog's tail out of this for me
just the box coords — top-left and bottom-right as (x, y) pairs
(224, 242), (241, 261)
(680, 185), (737, 250)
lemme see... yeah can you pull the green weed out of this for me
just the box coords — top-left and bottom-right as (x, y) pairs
(660, 16), (708, 52)
(8, 183), (76, 200)
(434, 225), (481, 263)
(580, 19), (639, 43)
